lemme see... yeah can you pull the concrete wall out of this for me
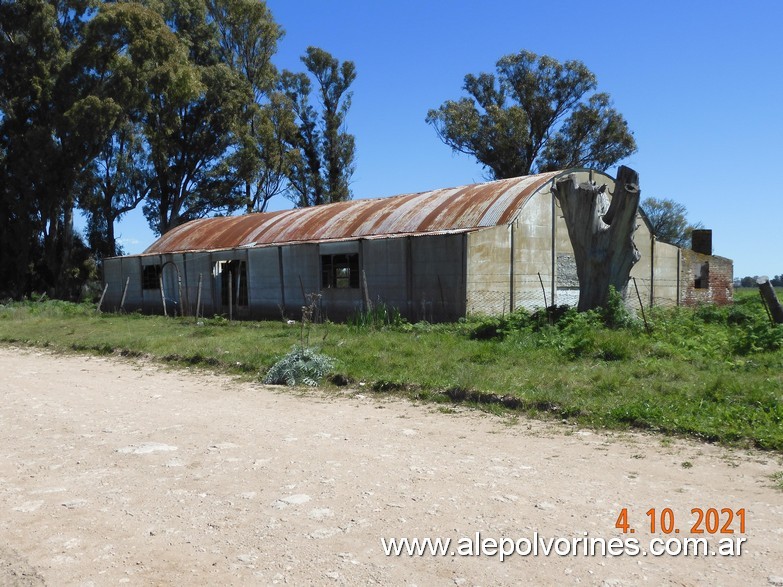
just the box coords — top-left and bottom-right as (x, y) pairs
(317, 240), (362, 321)
(104, 233), (467, 322)
(652, 241), (681, 307)
(103, 170), (733, 320)
(461, 169), (696, 314)
(247, 246), (284, 318)
(362, 238), (408, 313)
(511, 186), (555, 311)
(466, 226), (511, 315)
(409, 233), (466, 322)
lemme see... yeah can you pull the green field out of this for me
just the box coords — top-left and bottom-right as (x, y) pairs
(1, 289), (781, 450)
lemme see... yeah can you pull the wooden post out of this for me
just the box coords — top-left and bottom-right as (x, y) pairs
(177, 273), (184, 317)
(537, 272), (548, 308)
(633, 277), (651, 333)
(228, 270), (233, 321)
(119, 276), (130, 312)
(362, 270), (371, 312)
(97, 283), (109, 313)
(298, 274), (306, 305)
(195, 273), (203, 321)
(159, 275), (167, 317)
(757, 277), (783, 324)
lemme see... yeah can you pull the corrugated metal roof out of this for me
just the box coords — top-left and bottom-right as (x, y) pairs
(143, 171), (563, 254)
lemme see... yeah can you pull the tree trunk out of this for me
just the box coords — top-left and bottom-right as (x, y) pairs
(757, 277), (783, 324)
(552, 166), (641, 311)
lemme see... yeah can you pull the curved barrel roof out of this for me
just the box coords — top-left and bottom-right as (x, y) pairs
(144, 169), (585, 254)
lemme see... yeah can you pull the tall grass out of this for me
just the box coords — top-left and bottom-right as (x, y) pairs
(0, 290), (781, 450)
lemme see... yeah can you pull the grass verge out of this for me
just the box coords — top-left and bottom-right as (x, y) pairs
(0, 290), (781, 450)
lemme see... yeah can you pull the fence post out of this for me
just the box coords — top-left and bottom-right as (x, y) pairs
(97, 283), (109, 313)
(228, 270), (233, 321)
(159, 275), (167, 317)
(633, 277), (651, 333)
(195, 273), (203, 321)
(119, 276), (130, 312)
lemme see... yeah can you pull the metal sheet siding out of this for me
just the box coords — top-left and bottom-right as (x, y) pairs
(144, 171), (562, 254)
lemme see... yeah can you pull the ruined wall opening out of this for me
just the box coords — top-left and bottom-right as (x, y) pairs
(694, 262), (709, 289)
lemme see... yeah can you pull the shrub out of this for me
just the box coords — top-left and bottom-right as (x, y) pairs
(730, 322), (783, 355)
(262, 345), (336, 386)
(600, 286), (636, 329)
(467, 316), (505, 340)
(465, 308), (532, 340)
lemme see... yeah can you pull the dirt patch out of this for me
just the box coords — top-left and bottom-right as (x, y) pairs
(0, 347), (781, 585)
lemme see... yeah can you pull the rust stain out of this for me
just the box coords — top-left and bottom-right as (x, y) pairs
(144, 171), (565, 254)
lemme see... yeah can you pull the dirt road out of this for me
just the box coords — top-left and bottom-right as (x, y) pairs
(0, 347), (781, 586)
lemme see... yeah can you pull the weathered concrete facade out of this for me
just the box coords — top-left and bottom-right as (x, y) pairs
(102, 169), (732, 321)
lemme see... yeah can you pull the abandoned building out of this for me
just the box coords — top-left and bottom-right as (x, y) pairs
(101, 169), (733, 321)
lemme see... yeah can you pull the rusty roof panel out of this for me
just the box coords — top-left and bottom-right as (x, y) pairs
(144, 171), (564, 254)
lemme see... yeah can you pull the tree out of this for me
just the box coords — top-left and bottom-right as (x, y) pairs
(0, 0), (186, 297)
(141, 0), (254, 235)
(640, 197), (703, 248)
(740, 276), (756, 288)
(208, 0), (289, 213)
(280, 47), (356, 207)
(78, 121), (152, 259)
(426, 50), (636, 180)
(553, 166), (641, 311)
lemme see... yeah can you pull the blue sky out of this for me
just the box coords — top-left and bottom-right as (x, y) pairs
(110, 0), (783, 278)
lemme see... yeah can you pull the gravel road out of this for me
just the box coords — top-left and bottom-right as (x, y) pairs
(1, 347), (781, 586)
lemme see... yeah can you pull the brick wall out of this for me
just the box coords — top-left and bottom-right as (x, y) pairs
(680, 250), (733, 306)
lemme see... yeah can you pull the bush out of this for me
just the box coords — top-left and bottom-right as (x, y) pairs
(262, 345), (336, 386)
(600, 286), (636, 329)
(730, 322), (783, 355)
(465, 308), (532, 340)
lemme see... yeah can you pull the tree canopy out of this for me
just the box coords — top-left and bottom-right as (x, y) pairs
(426, 50), (636, 179)
(280, 47), (356, 207)
(641, 197), (703, 248)
(0, 0), (358, 298)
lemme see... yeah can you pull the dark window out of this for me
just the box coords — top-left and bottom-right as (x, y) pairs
(321, 253), (359, 289)
(694, 262), (709, 289)
(142, 264), (162, 290)
(216, 260), (248, 306)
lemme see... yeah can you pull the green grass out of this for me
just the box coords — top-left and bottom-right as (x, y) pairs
(0, 291), (781, 450)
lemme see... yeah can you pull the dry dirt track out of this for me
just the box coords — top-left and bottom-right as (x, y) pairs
(0, 347), (781, 587)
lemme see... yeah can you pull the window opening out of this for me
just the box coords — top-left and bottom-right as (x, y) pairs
(694, 262), (709, 289)
(142, 264), (162, 290)
(321, 253), (359, 289)
(215, 260), (248, 306)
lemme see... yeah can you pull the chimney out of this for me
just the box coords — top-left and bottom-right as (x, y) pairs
(691, 229), (712, 255)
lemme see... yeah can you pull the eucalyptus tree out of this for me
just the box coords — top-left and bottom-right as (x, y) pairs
(426, 50), (636, 179)
(0, 0), (187, 296)
(641, 197), (703, 248)
(207, 0), (291, 213)
(280, 47), (356, 207)
(78, 121), (153, 259)
(140, 0), (253, 235)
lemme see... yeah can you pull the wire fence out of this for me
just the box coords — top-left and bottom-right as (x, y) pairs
(104, 263), (694, 322)
(466, 274), (685, 316)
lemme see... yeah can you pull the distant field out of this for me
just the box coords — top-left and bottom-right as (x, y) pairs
(1, 292), (781, 450)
